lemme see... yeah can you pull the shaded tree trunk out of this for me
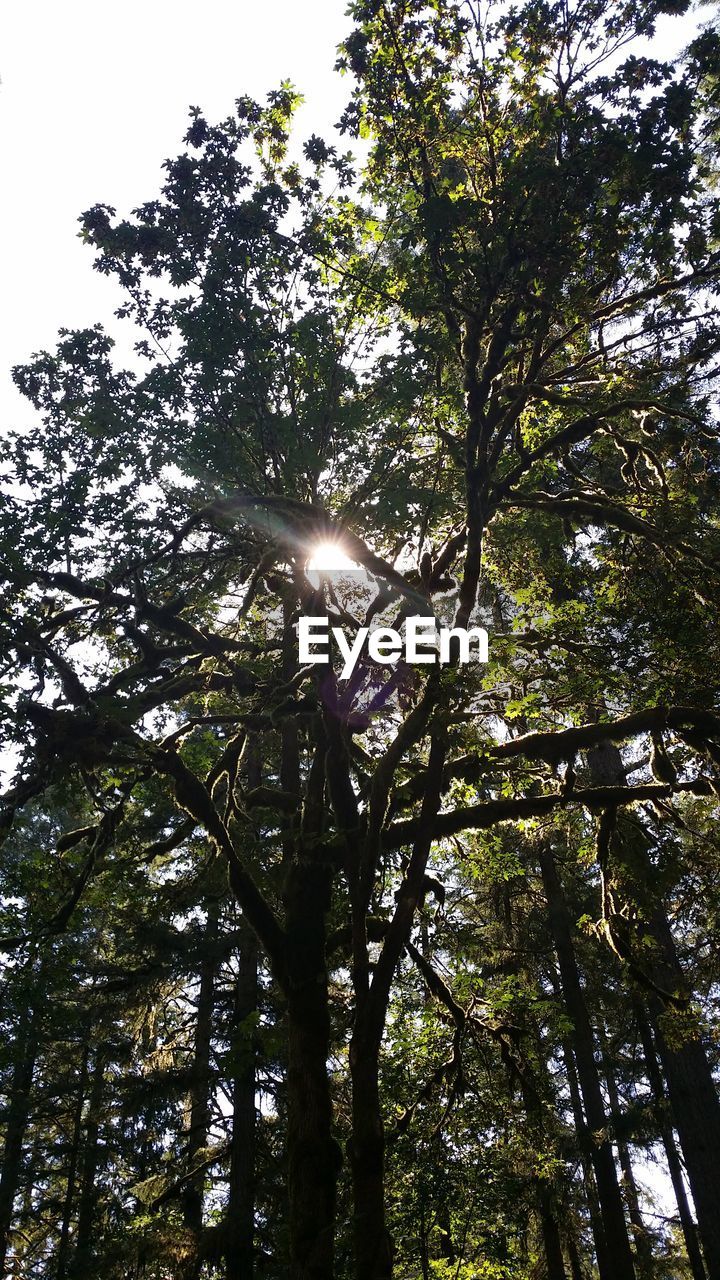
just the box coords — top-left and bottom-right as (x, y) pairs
(183, 899), (220, 1278)
(13, 1127), (42, 1276)
(276, 646), (339, 1280)
(501, 880), (567, 1280)
(560, 1033), (609, 1277)
(598, 1025), (652, 1277)
(285, 859), (337, 1280)
(437, 1201), (455, 1263)
(0, 983), (42, 1277)
(349, 730), (446, 1280)
(636, 1003), (706, 1280)
(535, 1175), (570, 1280)
(588, 739), (720, 1279)
(349, 1029), (392, 1280)
(566, 1230), (586, 1280)
(539, 844), (636, 1280)
(645, 919), (720, 1280)
(226, 916), (258, 1280)
(57, 1041), (90, 1280)
(418, 1194), (430, 1280)
(68, 1048), (105, 1280)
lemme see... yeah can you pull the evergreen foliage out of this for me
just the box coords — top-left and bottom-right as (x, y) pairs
(1, 2), (720, 1277)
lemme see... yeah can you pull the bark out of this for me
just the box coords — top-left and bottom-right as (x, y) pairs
(566, 1231), (586, 1280)
(278, 676), (339, 1280)
(535, 1176), (569, 1280)
(12, 1128), (42, 1276)
(539, 845), (636, 1280)
(437, 1202), (455, 1263)
(0, 983), (42, 1277)
(285, 858), (338, 1280)
(57, 1042), (90, 1280)
(68, 1049), (105, 1280)
(349, 1041), (392, 1280)
(560, 1034), (608, 1277)
(225, 917), (258, 1280)
(418, 1196), (430, 1280)
(500, 882), (567, 1280)
(635, 1004), (706, 1280)
(644, 921), (720, 1280)
(183, 899), (220, 1278)
(588, 739), (720, 1279)
(598, 1025), (652, 1277)
(349, 729), (446, 1280)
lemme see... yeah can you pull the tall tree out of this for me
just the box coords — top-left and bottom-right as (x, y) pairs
(2, 2), (720, 1277)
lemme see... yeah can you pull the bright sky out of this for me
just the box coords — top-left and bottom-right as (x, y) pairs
(0, 3), (706, 434)
(1, 4), (708, 435)
(0, 0), (354, 430)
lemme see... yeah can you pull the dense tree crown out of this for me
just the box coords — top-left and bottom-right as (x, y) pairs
(1, 1), (720, 1277)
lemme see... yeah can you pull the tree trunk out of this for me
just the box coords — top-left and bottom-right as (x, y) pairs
(68, 1049), (105, 1280)
(539, 845), (636, 1280)
(587, 739), (720, 1279)
(349, 1030), (393, 1280)
(566, 1230), (586, 1280)
(183, 899), (220, 1278)
(57, 1042), (90, 1280)
(349, 730), (446, 1280)
(418, 1195), (430, 1280)
(285, 858), (338, 1280)
(500, 880), (567, 1280)
(635, 1003), (706, 1280)
(12, 1127), (42, 1277)
(226, 916), (258, 1280)
(645, 918), (720, 1280)
(0, 984), (42, 1277)
(536, 1176), (570, 1280)
(437, 1201), (454, 1263)
(560, 1033), (608, 1278)
(598, 1025), (652, 1277)
(278, 611), (339, 1278)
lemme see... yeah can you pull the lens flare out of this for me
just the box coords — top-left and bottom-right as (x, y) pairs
(307, 541), (358, 572)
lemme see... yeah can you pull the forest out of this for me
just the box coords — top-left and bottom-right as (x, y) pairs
(1, 0), (720, 1277)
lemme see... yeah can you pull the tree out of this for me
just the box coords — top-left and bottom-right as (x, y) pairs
(2, 2), (720, 1277)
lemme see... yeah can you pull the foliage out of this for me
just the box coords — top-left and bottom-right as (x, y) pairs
(1, 3), (720, 1279)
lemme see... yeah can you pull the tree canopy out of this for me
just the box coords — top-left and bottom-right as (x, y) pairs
(1, 2), (720, 1278)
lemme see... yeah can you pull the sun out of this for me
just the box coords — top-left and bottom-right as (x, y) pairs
(307, 541), (358, 572)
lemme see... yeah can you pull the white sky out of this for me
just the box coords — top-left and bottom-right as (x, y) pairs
(0, 3), (708, 432)
(0, 0), (355, 430)
(0, 4), (709, 434)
